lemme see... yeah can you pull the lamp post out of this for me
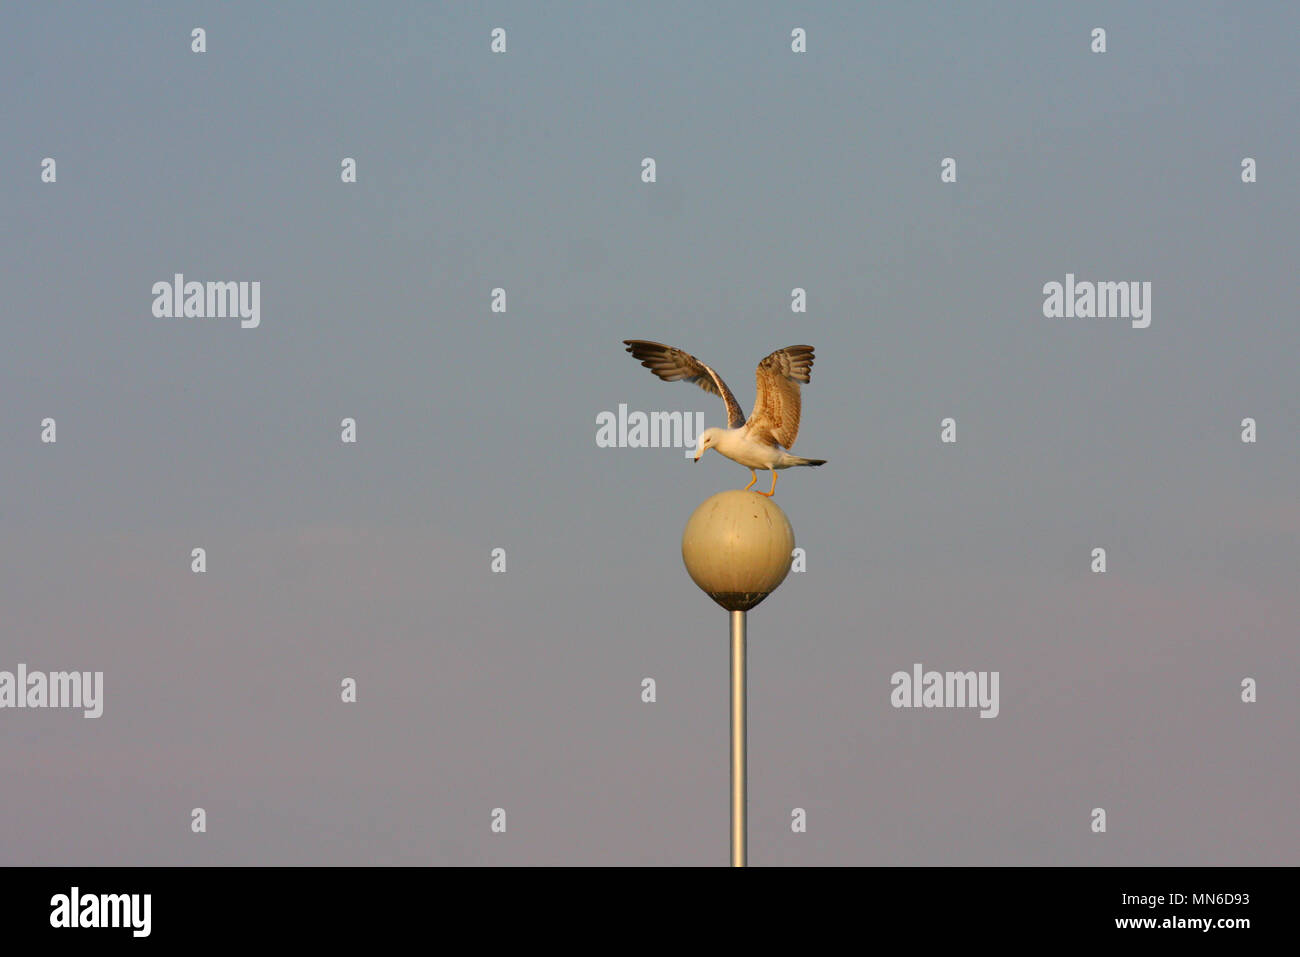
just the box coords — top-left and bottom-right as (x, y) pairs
(681, 490), (796, 867)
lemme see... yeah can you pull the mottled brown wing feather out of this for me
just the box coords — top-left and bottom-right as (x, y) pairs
(623, 340), (747, 428)
(747, 345), (815, 449)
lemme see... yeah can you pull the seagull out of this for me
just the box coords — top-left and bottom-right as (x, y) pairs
(623, 339), (827, 496)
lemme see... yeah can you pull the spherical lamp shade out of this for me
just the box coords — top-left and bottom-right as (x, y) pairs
(681, 490), (796, 611)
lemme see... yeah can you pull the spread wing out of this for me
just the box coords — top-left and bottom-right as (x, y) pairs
(746, 345), (815, 449)
(622, 340), (746, 429)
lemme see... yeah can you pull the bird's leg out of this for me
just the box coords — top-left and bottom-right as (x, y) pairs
(742, 470), (758, 492)
(759, 470), (778, 497)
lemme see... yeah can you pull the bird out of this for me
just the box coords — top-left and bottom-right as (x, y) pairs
(623, 339), (827, 496)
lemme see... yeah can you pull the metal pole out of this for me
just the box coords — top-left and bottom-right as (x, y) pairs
(730, 609), (747, 867)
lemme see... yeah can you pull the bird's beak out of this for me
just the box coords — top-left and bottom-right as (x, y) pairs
(693, 452), (701, 462)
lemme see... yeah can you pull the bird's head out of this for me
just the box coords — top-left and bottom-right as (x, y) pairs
(694, 428), (722, 462)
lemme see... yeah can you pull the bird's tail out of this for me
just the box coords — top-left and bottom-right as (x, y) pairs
(793, 457), (826, 467)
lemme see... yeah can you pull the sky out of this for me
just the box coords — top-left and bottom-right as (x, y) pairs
(1, 1), (1297, 865)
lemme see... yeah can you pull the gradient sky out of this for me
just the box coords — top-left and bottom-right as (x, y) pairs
(1, 1), (1297, 865)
